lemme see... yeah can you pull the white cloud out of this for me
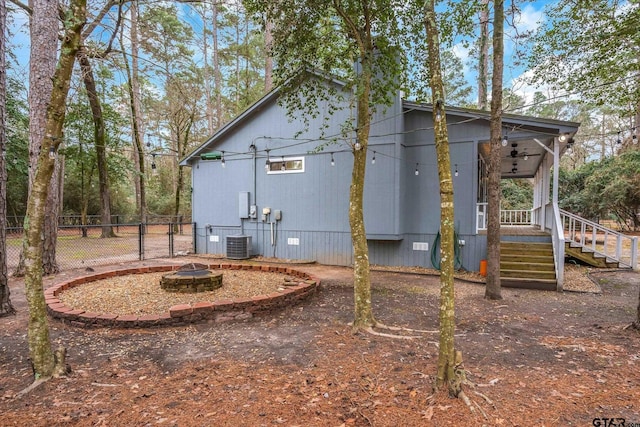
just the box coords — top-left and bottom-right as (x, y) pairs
(452, 42), (472, 74)
(513, 4), (544, 34)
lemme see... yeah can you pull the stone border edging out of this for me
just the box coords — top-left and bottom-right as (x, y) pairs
(45, 263), (319, 329)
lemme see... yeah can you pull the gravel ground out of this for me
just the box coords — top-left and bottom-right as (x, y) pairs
(374, 263), (602, 293)
(58, 269), (290, 316)
(563, 263), (602, 293)
(57, 261), (602, 319)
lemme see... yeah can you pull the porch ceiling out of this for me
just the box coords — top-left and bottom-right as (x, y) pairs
(478, 133), (574, 179)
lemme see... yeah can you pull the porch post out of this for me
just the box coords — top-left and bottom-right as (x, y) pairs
(552, 138), (559, 205)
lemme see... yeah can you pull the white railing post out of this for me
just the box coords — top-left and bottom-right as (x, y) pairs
(553, 203), (565, 291)
(560, 208), (637, 269)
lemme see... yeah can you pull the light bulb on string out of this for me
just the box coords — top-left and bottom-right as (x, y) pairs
(415, 163), (419, 176)
(354, 141), (361, 151)
(151, 154), (157, 175)
(221, 151), (226, 168)
(49, 146), (56, 159)
(434, 100), (443, 122)
(502, 135), (508, 147)
(281, 156), (286, 171)
(330, 152), (335, 166)
(371, 151), (376, 164)
(265, 149), (271, 171)
(524, 153), (529, 161)
(454, 164), (458, 177)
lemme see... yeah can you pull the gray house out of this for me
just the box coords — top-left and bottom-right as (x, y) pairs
(181, 77), (583, 289)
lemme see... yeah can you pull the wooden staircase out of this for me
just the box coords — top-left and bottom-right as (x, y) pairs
(564, 242), (620, 268)
(500, 241), (557, 291)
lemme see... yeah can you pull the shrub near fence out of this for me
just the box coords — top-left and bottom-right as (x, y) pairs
(4, 222), (195, 272)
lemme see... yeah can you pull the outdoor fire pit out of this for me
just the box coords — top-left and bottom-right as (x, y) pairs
(160, 263), (223, 293)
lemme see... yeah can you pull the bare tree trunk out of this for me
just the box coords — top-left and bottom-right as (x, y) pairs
(14, 0), (60, 277)
(0, 0), (15, 317)
(202, 2), (214, 134)
(350, 71), (374, 329)
(23, 0), (85, 378)
(424, 0), (462, 397)
(130, 1), (144, 219)
(213, 1), (222, 129)
(77, 48), (115, 237)
(264, 18), (274, 92)
(635, 286), (640, 330)
(477, 0), (489, 110)
(124, 3), (146, 224)
(173, 115), (193, 229)
(485, 0), (505, 300)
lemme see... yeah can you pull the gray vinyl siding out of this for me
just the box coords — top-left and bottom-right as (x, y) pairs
(189, 89), (505, 271)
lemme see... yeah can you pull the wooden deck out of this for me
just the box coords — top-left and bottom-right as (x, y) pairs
(478, 226), (550, 237)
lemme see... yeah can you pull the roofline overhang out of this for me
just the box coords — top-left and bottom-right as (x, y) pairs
(180, 71), (348, 167)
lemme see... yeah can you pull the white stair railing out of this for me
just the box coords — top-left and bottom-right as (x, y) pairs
(560, 209), (638, 269)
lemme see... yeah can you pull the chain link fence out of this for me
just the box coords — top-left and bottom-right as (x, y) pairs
(4, 221), (195, 272)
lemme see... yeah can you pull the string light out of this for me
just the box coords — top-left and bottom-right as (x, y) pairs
(354, 141), (361, 151)
(371, 151), (376, 164)
(281, 156), (286, 171)
(265, 149), (271, 171)
(454, 164), (458, 177)
(414, 163), (419, 176)
(523, 152), (529, 161)
(221, 151), (226, 168)
(49, 146), (56, 159)
(330, 152), (335, 166)
(434, 100), (443, 122)
(502, 135), (508, 147)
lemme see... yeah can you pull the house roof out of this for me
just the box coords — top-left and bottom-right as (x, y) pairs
(182, 84), (580, 179)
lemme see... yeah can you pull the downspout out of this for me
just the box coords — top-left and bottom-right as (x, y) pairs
(248, 143), (257, 238)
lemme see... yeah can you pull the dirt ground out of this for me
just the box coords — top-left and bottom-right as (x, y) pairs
(1, 258), (639, 426)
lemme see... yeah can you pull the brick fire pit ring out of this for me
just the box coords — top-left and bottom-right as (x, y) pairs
(45, 263), (319, 329)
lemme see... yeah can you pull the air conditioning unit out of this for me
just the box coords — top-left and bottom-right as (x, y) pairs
(226, 235), (251, 259)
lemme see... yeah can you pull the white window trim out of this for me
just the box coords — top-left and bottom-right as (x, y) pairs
(267, 156), (305, 174)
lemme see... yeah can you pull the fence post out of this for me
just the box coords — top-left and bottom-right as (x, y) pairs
(169, 223), (174, 258)
(139, 223), (145, 260)
(192, 222), (197, 254)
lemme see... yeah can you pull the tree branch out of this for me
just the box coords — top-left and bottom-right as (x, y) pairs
(7, 0), (31, 15)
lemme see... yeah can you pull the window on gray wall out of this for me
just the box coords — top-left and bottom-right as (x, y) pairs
(267, 156), (305, 174)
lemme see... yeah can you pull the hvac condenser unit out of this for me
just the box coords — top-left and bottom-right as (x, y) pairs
(226, 235), (251, 259)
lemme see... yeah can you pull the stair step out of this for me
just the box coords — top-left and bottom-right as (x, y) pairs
(501, 254), (554, 263)
(501, 278), (557, 291)
(501, 247), (553, 256)
(564, 244), (621, 268)
(500, 261), (555, 271)
(501, 269), (556, 280)
(501, 241), (552, 248)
